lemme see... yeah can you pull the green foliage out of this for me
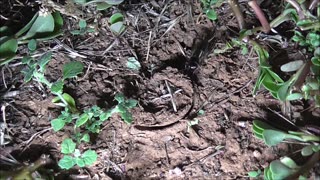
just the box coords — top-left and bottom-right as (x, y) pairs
(109, 13), (125, 34)
(127, 57), (141, 70)
(58, 139), (97, 170)
(248, 169), (261, 178)
(252, 120), (320, 179)
(200, 0), (223, 20)
(113, 93), (138, 123)
(71, 19), (95, 35)
(0, 11), (63, 65)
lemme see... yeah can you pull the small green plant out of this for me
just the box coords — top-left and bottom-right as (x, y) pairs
(200, 0), (223, 21)
(0, 10), (63, 65)
(251, 120), (320, 179)
(71, 19), (95, 35)
(109, 13), (126, 35)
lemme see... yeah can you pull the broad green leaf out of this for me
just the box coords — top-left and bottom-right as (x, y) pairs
(266, 69), (284, 83)
(62, 61), (84, 80)
(110, 13), (124, 24)
(205, 9), (217, 20)
(81, 133), (90, 143)
(63, 93), (77, 112)
(281, 60), (304, 72)
(269, 160), (295, 179)
(38, 52), (52, 72)
(263, 129), (287, 146)
(79, 19), (87, 29)
(58, 155), (75, 170)
(0, 38), (18, 59)
(104, 0), (124, 5)
(61, 138), (76, 154)
(248, 170), (261, 178)
(51, 80), (64, 94)
(75, 157), (86, 167)
(28, 39), (37, 51)
(277, 82), (291, 101)
(127, 57), (141, 70)
(110, 21), (125, 34)
(76, 113), (89, 127)
(253, 120), (276, 131)
(262, 80), (281, 93)
(96, 2), (112, 10)
(286, 93), (303, 101)
(280, 156), (299, 169)
(301, 145), (314, 156)
(24, 13), (55, 39)
(81, 150), (97, 165)
(51, 118), (65, 131)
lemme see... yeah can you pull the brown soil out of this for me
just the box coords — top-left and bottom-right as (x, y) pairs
(1, 0), (319, 179)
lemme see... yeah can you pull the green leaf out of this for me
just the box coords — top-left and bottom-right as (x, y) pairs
(51, 118), (65, 131)
(21, 56), (33, 64)
(280, 60), (304, 72)
(15, 13), (39, 37)
(277, 82), (291, 101)
(286, 93), (303, 101)
(81, 133), (90, 143)
(301, 145), (314, 156)
(38, 52), (52, 72)
(28, 39), (37, 52)
(110, 21), (125, 34)
(79, 19), (87, 29)
(205, 9), (217, 20)
(61, 138), (76, 154)
(248, 170), (261, 178)
(51, 80), (64, 94)
(24, 13), (55, 39)
(120, 109), (133, 124)
(0, 38), (18, 59)
(127, 57), (141, 70)
(22, 66), (36, 82)
(124, 99), (138, 108)
(311, 57), (320, 66)
(104, 0), (124, 5)
(110, 13), (124, 24)
(71, 30), (82, 35)
(115, 93), (125, 103)
(269, 160), (296, 179)
(280, 156), (299, 169)
(263, 130), (287, 146)
(74, 0), (87, 4)
(96, 2), (112, 10)
(76, 113), (89, 127)
(63, 93), (77, 112)
(58, 155), (76, 170)
(99, 110), (113, 121)
(62, 61), (84, 80)
(75, 157), (86, 167)
(81, 150), (97, 166)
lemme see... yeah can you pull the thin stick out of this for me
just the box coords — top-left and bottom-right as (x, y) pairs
(165, 80), (177, 112)
(146, 30), (152, 63)
(228, 0), (246, 29)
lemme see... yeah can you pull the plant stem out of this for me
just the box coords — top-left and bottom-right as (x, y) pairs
(228, 0), (246, 29)
(248, 0), (271, 33)
(285, 0), (306, 19)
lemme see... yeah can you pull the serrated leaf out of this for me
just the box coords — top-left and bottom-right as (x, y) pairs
(51, 80), (64, 94)
(76, 113), (89, 127)
(127, 57), (141, 70)
(81, 133), (90, 143)
(61, 138), (76, 154)
(58, 155), (76, 170)
(38, 52), (52, 72)
(110, 13), (124, 24)
(120, 109), (133, 124)
(24, 13), (55, 39)
(99, 110), (113, 121)
(115, 93), (125, 103)
(81, 150), (97, 166)
(75, 157), (86, 167)
(62, 61), (84, 80)
(280, 60), (304, 72)
(51, 118), (65, 131)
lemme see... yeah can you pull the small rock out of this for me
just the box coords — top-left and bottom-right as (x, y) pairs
(253, 150), (261, 158)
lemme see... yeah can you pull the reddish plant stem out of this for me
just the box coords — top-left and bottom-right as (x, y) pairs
(285, 0), (306, 19)
(228, 0), (246, 30)
(248, 0), (271, 33)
